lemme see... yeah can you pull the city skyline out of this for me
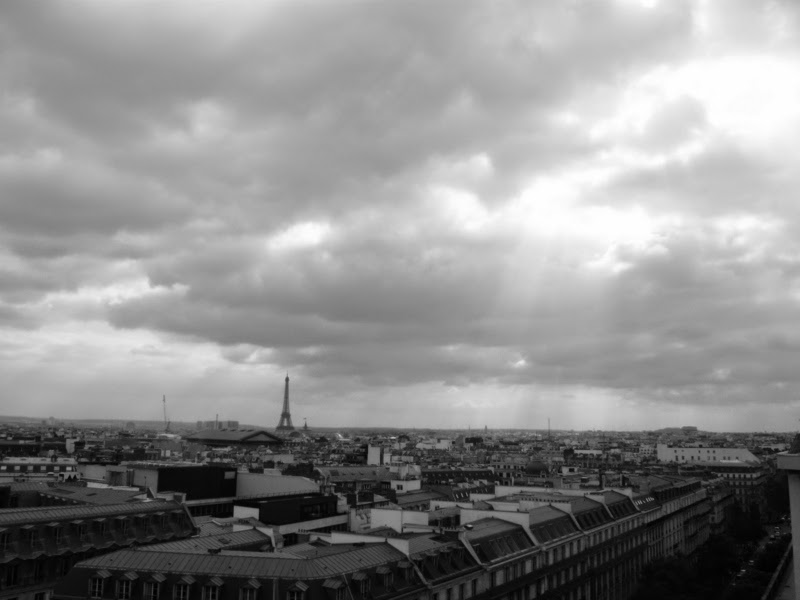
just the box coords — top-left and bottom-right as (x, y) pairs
(1, 2), (800, 432)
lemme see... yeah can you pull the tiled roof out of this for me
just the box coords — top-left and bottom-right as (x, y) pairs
(7, 481), (52, 492)
(528, 505), (567, 525)
(185, 430), (283, 444)
(0, 500), (183, 527)
(464, 518), (523, 542)
(394, 491), (446, 506)
(71, 543), (407, 580)
(528, 506), (578, 544)
(142, 529), (270, 553)
(315, 467), (393, 482)
(43, 487), (144, 505)
(464, 519), (533, 562)
(407, 535), (453, 556)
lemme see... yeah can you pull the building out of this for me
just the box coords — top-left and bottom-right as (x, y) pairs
(53, 473), (714, 600)
(55, 540), (426, 600)
(0, 498), (195, 600)
(699, 461), (768, 511)
(0, 458), (79, 484)
(656, 444), (759, 463)
(778, 444), (800, 600)
(110, 462), (238, 501)
(234, 493), (348, 546)
(184, 429), (283, 448)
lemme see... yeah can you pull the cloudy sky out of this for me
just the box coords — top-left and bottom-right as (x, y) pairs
(1, 1), (799, 432)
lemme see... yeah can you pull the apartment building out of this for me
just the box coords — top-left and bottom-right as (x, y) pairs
(53, 476), (711, 600)
(0, 499), (195, 600)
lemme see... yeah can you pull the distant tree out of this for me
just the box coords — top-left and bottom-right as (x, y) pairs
(754, 540), (787, 572)
(724, 581), (765, 600)
(696, 535), (739, 581)
(730, 503), (763, 543)
(630, 557), (701, 600)
(562, 448), (575, 462)
(764, 472), (789, 519)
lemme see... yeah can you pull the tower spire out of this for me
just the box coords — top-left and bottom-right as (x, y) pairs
(277, 372), (295, 431)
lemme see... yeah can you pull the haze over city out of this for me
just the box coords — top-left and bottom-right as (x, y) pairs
(1, 1), (799, 431)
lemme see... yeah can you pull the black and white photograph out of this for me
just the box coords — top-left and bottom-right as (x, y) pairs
(0, 2), (799, 599)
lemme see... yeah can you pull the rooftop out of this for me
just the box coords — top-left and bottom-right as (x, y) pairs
(69, 542), (407, 580)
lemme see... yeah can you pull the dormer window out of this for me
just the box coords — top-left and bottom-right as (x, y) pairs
(376, 566), (393, 588)
(116, 572), (138, 600)
(240, 579), (261, 600)
(26, 527), (39, 547)
(89, 570), (112, 599)
(73, 521), (88, 542)
(144, 574), (166, 600)
(287, 580), (308, 600)
(117, 580), (132, 600)
(397, 560), (412, 581)
(352, 572), (370, 596)
(50, 523), (63, 545)
(117, 518), (130, 536)
(323, 578), (345, 600)
(144, 582), (160, 600)
(203, 577), (224, 600)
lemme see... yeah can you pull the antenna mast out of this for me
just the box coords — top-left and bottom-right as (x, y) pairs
(162, 395), (170, 433)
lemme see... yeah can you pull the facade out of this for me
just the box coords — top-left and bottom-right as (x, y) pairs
(421, 468), (496, 486)
(0, 499), (195, 600)
(777, 448), (800, 600)
(124, 463), (238, 501)
(656, 444), (759, 463)
(700, 461), (768, 511)
(703, 479), (736, 536)
(53, 476), (713, 600)
(184, 429), (283, 448)
(0, 458), (79, 484)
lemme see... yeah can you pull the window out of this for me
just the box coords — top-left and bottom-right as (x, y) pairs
(119, 520), (130, 536)
(0, 532), (8, 552)
(35, 593), (48, 600)
(89, 578), (104, 598)
(203, 586), (220, 600)
(241, 589), (257, 600)
(33, 560), (44, 582)
(5, 564), (19, 586)
(53, 527), (63, 545)
(287, 591), (303, 600)
(117, 580), (132, 600)
(144, 582), (160, 600)
(358, 579), (370, 596)
(174, 584), (190, 600)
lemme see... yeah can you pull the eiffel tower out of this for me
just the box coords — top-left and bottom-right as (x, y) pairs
(276, 373), (295, 431)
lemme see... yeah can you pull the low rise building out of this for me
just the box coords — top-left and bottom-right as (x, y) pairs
(656, 444), (759, 463)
